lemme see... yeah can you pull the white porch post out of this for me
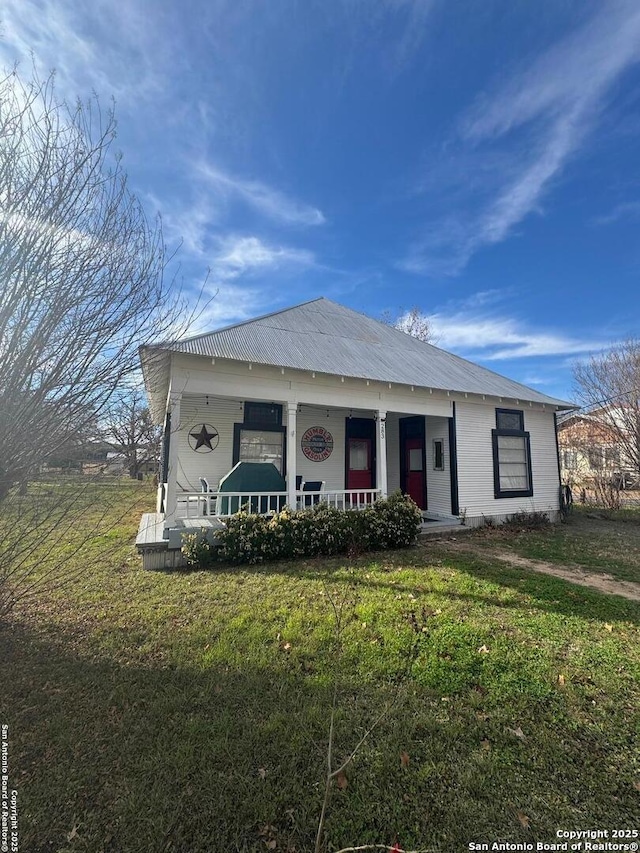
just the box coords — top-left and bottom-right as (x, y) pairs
(287, 402), (298, 509)
(163, 393), (181, 532)
(377, 409), (388, 498)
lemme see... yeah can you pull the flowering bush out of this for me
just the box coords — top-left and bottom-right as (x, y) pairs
(369, 490), (426, 548)
(182, 491), (422, 567)
(181, 531), (216, 569)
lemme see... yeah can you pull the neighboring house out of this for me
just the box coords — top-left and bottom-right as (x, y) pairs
(138, 298), (575, 568)
(557, 410), (636, 488)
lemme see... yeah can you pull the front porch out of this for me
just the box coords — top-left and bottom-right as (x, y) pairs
(161, 396), (457, 518)
(136, 393), (461, 568)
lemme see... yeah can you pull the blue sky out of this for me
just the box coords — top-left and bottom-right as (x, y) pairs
(2, 0), (640, 401)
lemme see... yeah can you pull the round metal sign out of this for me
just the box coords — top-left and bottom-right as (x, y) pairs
(301, 426), (334, 462)
(188, 423), (219, 453)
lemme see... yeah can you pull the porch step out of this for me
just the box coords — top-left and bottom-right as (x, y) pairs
(136, 513), (174, 570)
(135, 513), (166, 548)
(418, 520), (471, 539)
(136, 513), (228, 570)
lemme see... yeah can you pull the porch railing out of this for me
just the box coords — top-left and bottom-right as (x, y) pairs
(174, 488), (382, 519)
(296, 489), (380, 510)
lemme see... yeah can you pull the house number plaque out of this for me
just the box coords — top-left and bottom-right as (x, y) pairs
(301, 426), (334, 462)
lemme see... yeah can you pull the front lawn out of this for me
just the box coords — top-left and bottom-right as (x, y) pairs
(459, 505), (640, 584)
(3, 483), (639, 852)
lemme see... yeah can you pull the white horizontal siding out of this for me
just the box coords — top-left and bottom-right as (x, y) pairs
(175, 396), (244, 492)
(386, 415), (452, 513)
(455, 401), (560, 521)
(172, 392), (561, 522)
(173, 396), (423, 497)
(295, 406), (348, 491)
(425, 416), (451, 515)
(296, 407), (404, 494)
(175, 398), (377, 495)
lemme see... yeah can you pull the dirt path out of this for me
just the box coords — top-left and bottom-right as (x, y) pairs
(434, 541), (640, 602)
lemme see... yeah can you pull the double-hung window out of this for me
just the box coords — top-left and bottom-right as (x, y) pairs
(492, 409), (533, 499)
(587, 447), (604, 470)
(233, 402), (286, 474)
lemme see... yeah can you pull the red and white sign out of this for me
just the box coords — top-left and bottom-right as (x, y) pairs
(301, 426), (334, 462)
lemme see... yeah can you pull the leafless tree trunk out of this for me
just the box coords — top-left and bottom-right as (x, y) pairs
(381, 307), (435, 344)
(558, 417), (625, 510)
(102, 388), (162, 479)
(573, 340), (640, 496)
(0, 67), (203, 617)
(0, 68), (192, 502)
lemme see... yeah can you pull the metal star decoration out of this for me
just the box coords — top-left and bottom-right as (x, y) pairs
(189, 423), (219, 452)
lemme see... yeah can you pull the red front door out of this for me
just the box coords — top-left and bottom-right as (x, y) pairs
(404, 436), (425, 508)
(347, 437), (373, 494)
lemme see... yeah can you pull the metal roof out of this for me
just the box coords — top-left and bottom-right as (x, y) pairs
(145, 298), (575, 409)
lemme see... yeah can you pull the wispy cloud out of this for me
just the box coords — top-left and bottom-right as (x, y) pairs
(401, 307), (606, 360)
(435, 314), (604, 360)
(522, 375), (555, 387)
(198, 163), (325, 227)
(405, 0), (640, 275)
(212, 235), (315, 279)
(378, 0), (438, 75)
(190, 283), (271, 331)
(0, 0), (168, 106)
(1, 0), (325, 269)
(185, 235), (317, 331)
(591, 200), (640, 225)
(146, 191), (220, 257)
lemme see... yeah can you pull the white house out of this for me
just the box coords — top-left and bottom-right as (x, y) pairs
(137, 298), (574, 567)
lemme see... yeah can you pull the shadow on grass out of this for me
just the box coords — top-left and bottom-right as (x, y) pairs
(3, 619), (331, 853)
(425, 547), (640, 625)
(4, 606), (639, 853)
(187, 544), (640, 628)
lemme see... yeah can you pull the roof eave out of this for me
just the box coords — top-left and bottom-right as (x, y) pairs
(170, 348), (577, 411)
(139, 345), (171, 425)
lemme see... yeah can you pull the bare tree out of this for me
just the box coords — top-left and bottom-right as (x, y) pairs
(0, 68), (190, 502)
(102, 388), (162, 479)
(557, 414), (625, 509)
(573, 340), (640, 495)
(381, 307), (435, 343)
(0, 67), (202, 617)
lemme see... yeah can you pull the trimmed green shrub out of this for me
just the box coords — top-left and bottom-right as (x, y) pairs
(369, 490), (425, 548)
(181, 531), (216, 569)
(182, 491), (422, 567)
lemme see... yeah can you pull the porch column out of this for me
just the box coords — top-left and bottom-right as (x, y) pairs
(376, 409), (388, 498)
(163, 392), (181, 532)
(287, 402), (297, 509)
